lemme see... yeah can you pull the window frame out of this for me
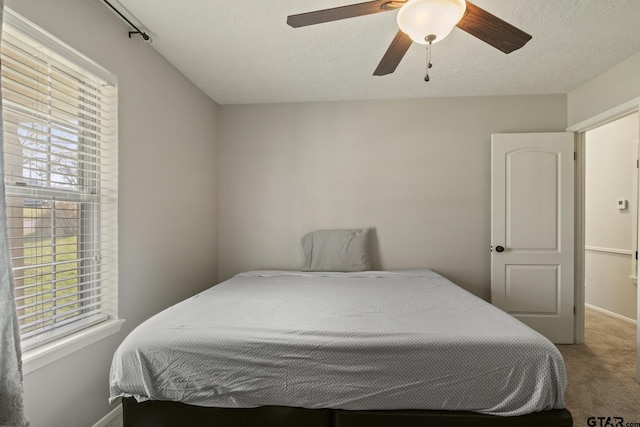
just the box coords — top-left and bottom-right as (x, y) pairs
(1, 8), (122, 370)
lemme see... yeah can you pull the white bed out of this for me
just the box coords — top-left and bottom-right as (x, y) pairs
(109, 270), (567, 417)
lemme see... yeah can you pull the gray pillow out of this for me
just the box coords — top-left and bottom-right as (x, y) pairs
(301, 228), (372, 272)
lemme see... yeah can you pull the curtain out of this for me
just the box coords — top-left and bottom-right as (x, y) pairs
(0, 1), (29, 425)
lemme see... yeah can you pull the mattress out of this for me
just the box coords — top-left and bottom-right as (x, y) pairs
(109, 270), (567, 416)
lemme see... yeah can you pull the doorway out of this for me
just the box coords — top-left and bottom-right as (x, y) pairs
(569, 99), (640, 383)
(584, 113), (639, 323)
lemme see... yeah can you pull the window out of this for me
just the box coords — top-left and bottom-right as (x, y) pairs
(1, 11), (118, 351)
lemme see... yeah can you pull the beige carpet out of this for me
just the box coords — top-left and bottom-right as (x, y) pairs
(557, 308), (640, 426)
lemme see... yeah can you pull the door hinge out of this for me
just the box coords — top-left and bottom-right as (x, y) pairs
(636, 251), (638, 260)
(574, 152), (576, 161)
(637, 159), (639, 169)
(573, 306), (576, 315)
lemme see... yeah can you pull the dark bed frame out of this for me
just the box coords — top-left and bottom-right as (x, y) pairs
(122, 397), (573, 427)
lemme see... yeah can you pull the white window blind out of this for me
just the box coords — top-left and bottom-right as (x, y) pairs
(1, 11), (118, 351)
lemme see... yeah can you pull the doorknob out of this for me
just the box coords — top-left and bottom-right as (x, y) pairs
(495, 246), (505, 253)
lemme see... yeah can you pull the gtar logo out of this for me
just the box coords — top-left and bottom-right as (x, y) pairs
(587, 417), (624, 427)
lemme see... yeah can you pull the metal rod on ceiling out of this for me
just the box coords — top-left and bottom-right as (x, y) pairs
(102, 0), (151, 41)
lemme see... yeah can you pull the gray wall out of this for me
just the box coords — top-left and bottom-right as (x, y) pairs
(218, 95), (568, 300)
(568, 51), (640, 127)
(6, 0), (219, 425)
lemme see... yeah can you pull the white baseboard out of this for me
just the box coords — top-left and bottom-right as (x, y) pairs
(92, 404), (122, 427)
(586, 303), (637, 325)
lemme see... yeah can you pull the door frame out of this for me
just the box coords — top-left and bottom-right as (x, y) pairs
(567, 96), (640, 382)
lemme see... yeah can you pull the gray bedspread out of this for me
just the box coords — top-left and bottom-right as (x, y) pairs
(109, 270), (567, 416)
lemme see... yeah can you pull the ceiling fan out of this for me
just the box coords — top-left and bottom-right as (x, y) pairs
(287, 0), (532, 80)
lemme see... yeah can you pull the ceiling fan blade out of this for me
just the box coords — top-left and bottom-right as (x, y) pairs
(287, 1), (402, 28)
(374, 30), (413, 76)
(456, 1), (532, 54)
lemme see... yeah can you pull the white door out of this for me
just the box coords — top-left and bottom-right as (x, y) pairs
(491, 133), (575, 344)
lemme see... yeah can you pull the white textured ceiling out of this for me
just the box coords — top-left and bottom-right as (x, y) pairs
(112, 0), (640, 105)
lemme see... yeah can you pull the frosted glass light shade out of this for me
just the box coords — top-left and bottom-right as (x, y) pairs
(397, 0), (466, 44)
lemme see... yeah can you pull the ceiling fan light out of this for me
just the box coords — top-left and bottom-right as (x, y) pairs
(397, 0), (466, 45)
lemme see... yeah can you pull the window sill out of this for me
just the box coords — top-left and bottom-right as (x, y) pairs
(22, 319), (125, 375)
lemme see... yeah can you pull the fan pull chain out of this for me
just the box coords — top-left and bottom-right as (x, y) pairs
(424, 34), (435, 82)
